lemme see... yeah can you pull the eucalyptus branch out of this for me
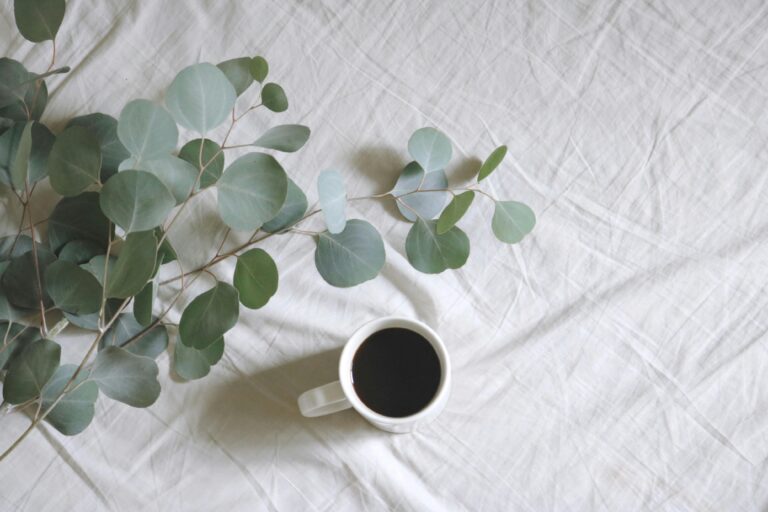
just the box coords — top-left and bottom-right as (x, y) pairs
(23, 182), (47, 337)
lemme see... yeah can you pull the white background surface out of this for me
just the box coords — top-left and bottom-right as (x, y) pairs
(2, 0), (768, 510)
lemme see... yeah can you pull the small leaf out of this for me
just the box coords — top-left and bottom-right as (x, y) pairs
(491, 200), (536, 244)
(133, 279), (155, 327)
(405, 219), (469, 274)
(67, 113), (130, 181)
(234, 249), (278, 309)
(408, 127), (452, 173)
(100, 314), (168, 359)
(90, 346), (160, 408)
(314, 219), (385, 287)
(0, 234), (33, 261)
(3, 339), (61, 404)
(57, 239), (105, 264)
(64, 297), (120, 331)
(178, 138), (224, 189)
(250, 56), (268, 83)
(47, 192), (110, 253)
(174, 337), (224, 381)
(261, 83), (288, 112)
(45, 260), (102, 314)
(317, 169), (347, 234)
(1, 245), (55, 309)
(179, 282), (239, 349)
(165, 63), (236, 134)
(477, 145), (507, 182)
(47, 125), (102, 196)
(216, 153), (288, 231)
(142, 156), (198, 204)
(41, 364), (99, 436)
(117, 99), (178, 166)
(252, 125), (310, 153)
(262, 178), (307, 233)
(392, 162), (448, 222)
(13, 0), (65, 43)
(10, 121), (32, 189)
(106, 231), (157, 299)
(217, 58), (254, 96)
(100, 170), (176, 233)
(436, 191), (474, 234)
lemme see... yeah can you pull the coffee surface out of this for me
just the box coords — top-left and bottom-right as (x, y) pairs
(351, 327), (441, 417)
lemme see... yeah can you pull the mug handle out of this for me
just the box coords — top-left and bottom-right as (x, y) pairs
(298, 381), (352, 417)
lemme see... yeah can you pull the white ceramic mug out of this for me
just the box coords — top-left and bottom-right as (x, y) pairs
(297, 317), (451, 433)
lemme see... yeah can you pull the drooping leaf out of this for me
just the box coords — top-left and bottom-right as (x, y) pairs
(47, 192), (110, 253)
(179, 282), (239, 349)
(216, 153), (288, 231)
(100, 170), (175, 233)
(250, 56), (268, 83)
(132, 279), (155, 326)
(261, 83), (288, 112)
(142, 156), (198, 204)
(13, 0), (65, 43)
(63, 297), (120, 331)
(155, 229), (177, 265)
(26, 122), (54, 183)
(45, 260), (102, 314)
(234, 249), (278, 309)
(10, 121), (32, 189)
(173, 337), (224, 381)
(57, 239), (105, 264)
(317, 169), (346, 234)
(100, 314), (168, 359)
(178, 138), (224, 189)
(67, 113), (130, 181)
(252, 125), (310, 153)
(405, 219), (469, 274)
(0, 322), (38, 370)
(477, 145), (507, 182)
(0, 235), (33, 261)
(90, 346), (160, 408)
(217, 58), (254, 96)
(408, 127), (452, 173)
(1, 245), (55, 309)
(491, 200), (536, 244)
(47, 125), (102, 196)
(392, 162), (448, 222)
(40, 364), (99, 435)
(106, 230), (157, 299)
(262, 178), (307, 233)
(117, 99), (178, 166)
(436, 191), (474, 234)
(165, 63), (236, 134)
(3, 338), (60, 404)
(314, 219), (385, 287)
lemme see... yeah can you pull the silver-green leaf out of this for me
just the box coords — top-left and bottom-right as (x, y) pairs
(262, 178), (307, 233)
(117, 99), (178, 166)
(179, 282), (239, 349)
(178, 138), (224, 189)
(252, 125), (310, 153)
(217, 58), (254, 96)
(408, 127), (452, 173)
(100, 170), (175, 233)
(317, 169), (347, 234)
(165, 63), (236, 134)
(142, 156), (198, 204)
(173, 337), (224, 381)
(314, 219), (385, 287)
(436, 191), (474, 234)
(491, 200), (536, 244)
(45, 260), (102, 314)
(41, 364), (99, 436)
(392, 162), (448, 222)
(100, 314), (168, 359)
(405, 219), (469, 274)
(90, 346), (160, 408)
(3, 339), (60, 404)
(67, 113), (130, 181)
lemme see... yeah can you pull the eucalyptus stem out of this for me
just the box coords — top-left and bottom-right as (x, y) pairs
(23, 182), (47, 338)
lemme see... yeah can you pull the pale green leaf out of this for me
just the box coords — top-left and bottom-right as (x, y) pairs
(408, 127), (452, 173)
(142, 156), (198, 204)
(100, 314), (168, 359)
(217, 58), (254, 96)
(106, 231), (157, 299)
(317, 169), (346, 234)
(117, 99), (178, 165)
(165, 63), (236, 133)
(252, 124), (310, 153)
(173, 337), (224, 381)
(178, 138), (224, 189)
(100, 170), (175, 233)
(41, 364), (99, 436)
(3, 339), (60, 404)
(45, 260), (102, 314)
(262, 178), (307, 233)
(67, 113), (130, 181)
(491, 200), (536, 244)
(90, 346), (160, 408)
(392, 162), (448, 222)
(314, 219), (385, 287)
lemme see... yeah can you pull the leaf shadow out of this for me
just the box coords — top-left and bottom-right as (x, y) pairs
(450, 156), (482, 186)
(346, 146), (403, 220)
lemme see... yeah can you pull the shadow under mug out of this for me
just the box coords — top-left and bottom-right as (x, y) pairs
(297, 317), (451, 433)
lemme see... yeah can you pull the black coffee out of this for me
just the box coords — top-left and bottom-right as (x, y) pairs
(351, 327), (441, 418)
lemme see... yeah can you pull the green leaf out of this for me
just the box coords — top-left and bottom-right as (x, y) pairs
(155, 230), (177, 265)
(250, 56), (268, 83)
(178, 138), (224, 189)
(81, 254), (115, 286)
(45, 260), (102, 314)
(491, 200), (536, 244)
(216, 153), (288, 231)
(117, 99), (178, 166)
(3, 339), (60, 404)
(41, 364), (99, 436)
(408, 127), (452, 173)
(64, 297), (120, 331)
(0, 71), (47, 121)
(174, 336), (224, 381)
(10, 121), (32, 189)
(314, 219), (385, 287)
(106, 231), (157, 299)
(0, 235), (33, 261)
(47, 125), (102, 196)
(436, 191), (474, 234)
(252, 125), (310, 153)
(179, 282), (239, 349)
(477, 145), (507, 182)
(317, 169), (346, 234)
(47, 192), (110, 253)
(100, 314), (168, 359)
(1, 245), (55, 309)
(133, 279), (155, 326)
(405, 219), (469, 274)
(0, 322), (38, 370)
(262, 178), (307, 233)
(0, 123), (53, 186)
(0, 280), (21, 322)
(13, 0), (65, 43)
(392, 162), (448, 222)
(217, 58), (254, 96)
(0, 59), (32, 110)
(261, 83), (288, 112)
(100, 170), (176, 233)
(67, 113), (130, 181)
(90, 346), (160, 408)
(142, 156), (198, 204)
(165, 63), (236, 133)
(234, 249), (278, 309)
(57, 239), (105, 264)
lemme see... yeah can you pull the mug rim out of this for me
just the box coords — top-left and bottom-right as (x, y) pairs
(338, 316), (451, 425)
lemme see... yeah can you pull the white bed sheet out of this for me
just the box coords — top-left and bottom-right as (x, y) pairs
(2, 0), (768, 510)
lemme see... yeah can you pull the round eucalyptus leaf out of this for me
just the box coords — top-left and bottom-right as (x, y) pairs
(48, 125), (102, 196)
(250, 56), (268, 83)
(0, 234), (33, 261)
(262, 178), (307, 233)
(314, 219), (385, 288)
(216, 153), (288, 231)
(81, 254), (115, 286)
(117, 99), (178, 165)
(0, 58), (31, 110)
(57, 239), (105, 264)
(252, 124), (310, 153)
(408, 127), (452, 173)
(47, 192), (110, 253)
(437, 191), (474, 234)
(90, 346), (160, 408)
(45, 260), (102, 314)
(477, 145), (507, 182)
(106, 230), (157, 299)
(1, 245), (55, 309)
(132, 280), (156, 327)
(64, 297), (120, 331)
(0, 122), (53, 186)
(492, 200), (536, 244)
(100, 314), (168, 359)
(394, 164), (448, 222)
(179, 282), (239, 349)
(217, 58), (254, 96)
(67, 113), (129, 181)
(155, 229), (177, 265)
(41, 364), (99, 436)
(405, 219), (469, 274)
(234, 249), (278, 309)
(3, 338), (60, 404)
(142, 156), (198, 204)
(13, 0), (65, 42)
(173, 336), (224, 381)
(100, 170), (175, 233)
(0, 279), (22, 323)
(0, 78), (47, 122)
(10, 121), (32, 190)
(0, 322), (38, 370)
(178, 138), (224, 189)
(165, 63), (236, 133)
(317, 169), (347, 234)
(261, 83), (288, 112)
